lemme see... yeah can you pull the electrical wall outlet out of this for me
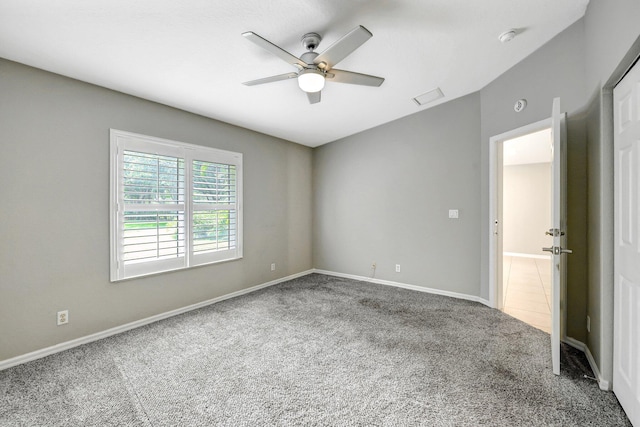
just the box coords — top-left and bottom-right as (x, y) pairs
(271, 263), (276, 271)
(395, 264), (401, 273)
(448, 209), (459, 219)
(57, 310), (69, 326)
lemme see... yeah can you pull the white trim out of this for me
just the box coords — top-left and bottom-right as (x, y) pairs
(564, 337), (611, 390)
(313, 269), (492, 307)
(109, 129), (243, 282)
(503, 252), (549, 260)
(0, 270), (314, 371)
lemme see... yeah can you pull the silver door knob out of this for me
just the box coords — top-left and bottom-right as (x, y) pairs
(542, 246), (573, 255)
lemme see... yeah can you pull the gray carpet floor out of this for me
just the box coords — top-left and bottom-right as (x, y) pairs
(0, 273), (631, 426)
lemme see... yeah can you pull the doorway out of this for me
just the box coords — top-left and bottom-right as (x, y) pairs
(501, 128), (553, 332)
(489, 119), (557, 327)
(490, 100), (567, 375)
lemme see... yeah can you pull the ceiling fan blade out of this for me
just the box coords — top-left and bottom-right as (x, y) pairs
(326, 69), (384, 87)
(307, 91), (321, 104)
(242, 32), (307, 68)
(242, 72), (298, 86)
(313, 25), (373, 69)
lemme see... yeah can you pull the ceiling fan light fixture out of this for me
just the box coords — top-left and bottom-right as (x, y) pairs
(298, 69), (325, 93)
(242, 26), (383, 104)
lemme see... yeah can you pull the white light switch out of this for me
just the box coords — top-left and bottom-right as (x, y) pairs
(448, 209), (459, 219)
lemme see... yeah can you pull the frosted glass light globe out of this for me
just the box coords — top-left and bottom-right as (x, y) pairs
(298, 69), (325, 93)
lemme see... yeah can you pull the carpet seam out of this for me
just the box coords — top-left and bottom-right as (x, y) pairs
(108, 346), (155, 427)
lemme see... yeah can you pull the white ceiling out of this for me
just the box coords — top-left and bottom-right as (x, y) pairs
(0, 0), (589, 147)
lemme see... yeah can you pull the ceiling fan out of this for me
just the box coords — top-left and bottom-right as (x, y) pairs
(242, 25), (385, 104)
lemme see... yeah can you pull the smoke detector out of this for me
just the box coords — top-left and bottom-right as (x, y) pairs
(499, 29), (517, 43)
(514, 99), (527, 112)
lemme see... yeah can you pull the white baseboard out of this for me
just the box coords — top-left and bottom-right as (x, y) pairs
(564, 336), (611, 390)
(313, 269), (492, 307)
(503, 252), (549, 260)
(0, 270), (314, 372)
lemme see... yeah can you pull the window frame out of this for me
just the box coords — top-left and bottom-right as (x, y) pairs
(110, 129), (243, 282)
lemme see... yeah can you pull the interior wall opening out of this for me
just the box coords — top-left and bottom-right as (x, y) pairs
(501, 128), (553, 333)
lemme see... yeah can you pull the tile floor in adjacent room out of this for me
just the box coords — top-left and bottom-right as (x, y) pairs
(502, 255), (551, 333)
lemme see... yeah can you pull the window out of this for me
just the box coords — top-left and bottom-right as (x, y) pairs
(110, 130), (242, 281)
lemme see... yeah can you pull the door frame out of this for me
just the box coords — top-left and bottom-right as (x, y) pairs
(612, 57), (640, 425)
(591, 35), (640, 390)
(490, 118), (549, 308)
(489, 118), (566, 342)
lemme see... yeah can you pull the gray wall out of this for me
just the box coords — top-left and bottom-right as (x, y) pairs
(0, 59), (313, 361)
(479, 19), (588, 343)
(583, 0), (640, 384)
(312, 19), (591, 346)
(313, 93), (482, 297)
(312, 0), (640, 384)
(4, 0), (640, 382)
(503, 163), (552, 256)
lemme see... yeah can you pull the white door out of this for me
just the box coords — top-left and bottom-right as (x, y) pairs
(543, 97), (569, 376)
(613, 59), (640, 426)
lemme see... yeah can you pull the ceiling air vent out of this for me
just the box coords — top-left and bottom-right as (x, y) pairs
(413, 87), (444, 106)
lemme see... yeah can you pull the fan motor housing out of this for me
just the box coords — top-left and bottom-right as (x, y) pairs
(300, 51), (319, 66)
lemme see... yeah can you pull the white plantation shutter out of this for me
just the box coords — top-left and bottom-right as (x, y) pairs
(110, 130), (242, 281)
(119, 150), (186, 278)
(191, 160), (238, 264)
